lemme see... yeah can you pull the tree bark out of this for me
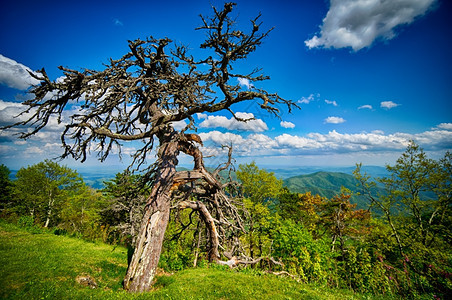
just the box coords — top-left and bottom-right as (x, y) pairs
(123, 130), (179, 292)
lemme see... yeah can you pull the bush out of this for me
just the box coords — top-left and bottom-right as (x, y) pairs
(17, 215), (34, 228)
(271, 219), (331, 283)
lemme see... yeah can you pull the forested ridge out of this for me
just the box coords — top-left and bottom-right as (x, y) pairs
(1, 141), (450, 298)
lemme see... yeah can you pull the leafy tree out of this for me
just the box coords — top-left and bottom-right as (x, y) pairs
(101, 171), (149, 244)
(278, 189), (324, 235)
(429, 151), (452, 245)
(237, 162), (283, 205)
(320, 193), (371, 255)
(271, 218), (330, 283)
(1, 3), (297, 291)
(354, 141), (452, 297)
(356, 141), (451, 253)
(0, 164), (13, 214)
(242, 198), (275, 259)
(236, 162), (283, 258)
(12, 160), (83, 227)
(59, 185), (105, 240)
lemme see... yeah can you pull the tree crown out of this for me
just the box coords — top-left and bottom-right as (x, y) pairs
(3, 3), (297, 170)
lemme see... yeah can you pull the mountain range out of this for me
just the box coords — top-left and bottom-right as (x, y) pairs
(9, 165), (388, 209)
(282, 171), (381, 209)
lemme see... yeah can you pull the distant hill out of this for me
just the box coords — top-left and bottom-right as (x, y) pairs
(283, 171), (379, 209)
(268, 165), (388, 180)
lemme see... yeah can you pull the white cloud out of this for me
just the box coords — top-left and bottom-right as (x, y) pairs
(380, 101), (400, 109)
(0, 99), (23, 110)
(276, 134), (322, 150)
(2, 121), (452, 168)
(171, 119), (188, 131)
(199, 125), (452, 161)
(0, 54), (40, 90)
(437, 123), (452, 131)
(280, 121), (295, 129)
(237, 78), (254, 89)
(199, 131), (245, 145)
(0, 100), (32, 125)
(43, 143), (62, 152)
(325, 99), (338, 106)
(298, 93), (318, 104)
(0, 144), (15, 154)
(358, 105), (373, 110)
(199, 112), (268, 132)
(371, 130), (385, 135)
(197, 113), (207, 120)
(305, 0), (437, 51)
(325, 116), (346, 124)
(24, 146), (45, 155)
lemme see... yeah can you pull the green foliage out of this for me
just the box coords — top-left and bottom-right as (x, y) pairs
(0, 164), (13, 212)
(237, 161), (283, 206)
(1, 221), (372, 300)
(354, 141), (452, 297)
(101, 170), (148, 244)
(242, 198), (276, 259)
(17, 215), (35, 228)
(3, 160), (111, 243)
(59, 185), (107, 241)
(11, 160), (84, 228)
(159, 209), (200, 271)
(272, 218), (331, 284)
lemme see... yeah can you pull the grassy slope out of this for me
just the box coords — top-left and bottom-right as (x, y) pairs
(0, 221), (389, 300)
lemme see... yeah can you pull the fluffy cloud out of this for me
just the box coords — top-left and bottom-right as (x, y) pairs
(0, 100), (31, 126)
(298, 93), (319, 104)
(305, 0), (437, 51)
(198, 124), (452, 162)
(380, 101), (400, 109)
(325, 99), (338, 106)
(0, 54), (40, 90)
(437, 123), (452, 130)
(276, 134), (322, 150)
(199, 112), (268, 132)
(171, 120), (188, 131)
(325, 116), (346, 124)
(197, 113), (208, 120)
(358, 105), (373, 110)
(199, 131), (245, 145)
(280, 121), (295, 129)
(237, 78), (254, 89)
(0, 99), (72, 134)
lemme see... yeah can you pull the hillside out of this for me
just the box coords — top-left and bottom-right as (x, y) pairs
(283, 171), (373, 209)
(0, 221), (373, 299)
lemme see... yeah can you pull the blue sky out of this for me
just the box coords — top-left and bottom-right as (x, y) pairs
(0, 0), (451, 172)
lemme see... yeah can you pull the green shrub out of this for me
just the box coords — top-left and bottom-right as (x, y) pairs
(271, 219), (331, 283)
(17, 215), (34, 228)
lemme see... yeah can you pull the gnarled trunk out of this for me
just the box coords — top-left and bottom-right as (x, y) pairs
(123, 131), (179, 292)
(123, 197), (170, 292)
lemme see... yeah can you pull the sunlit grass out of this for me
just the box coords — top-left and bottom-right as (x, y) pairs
(0, 221), (394, 299)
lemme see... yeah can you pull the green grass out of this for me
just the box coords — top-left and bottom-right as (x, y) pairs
(0, 221), (392, 299)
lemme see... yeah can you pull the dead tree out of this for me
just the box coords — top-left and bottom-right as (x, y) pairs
(2, 3), (298, 292)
